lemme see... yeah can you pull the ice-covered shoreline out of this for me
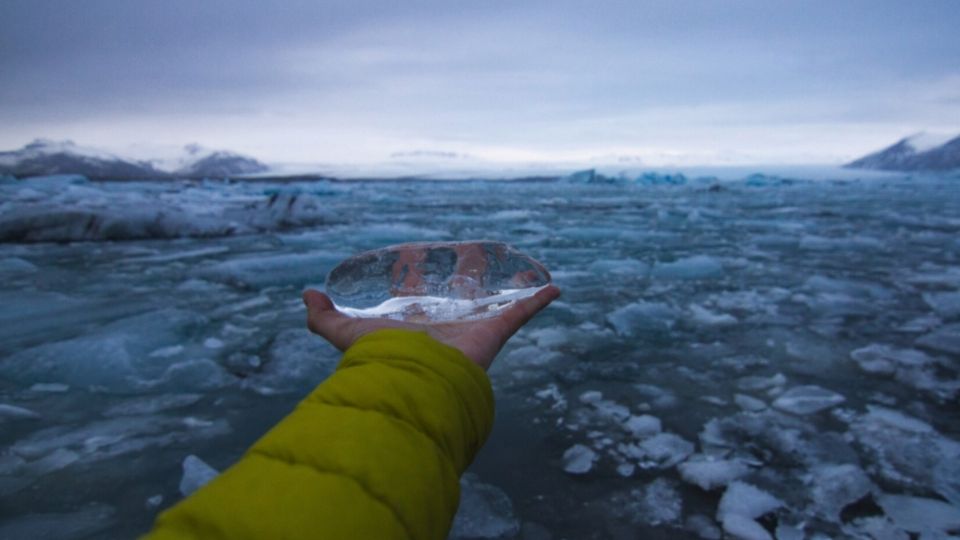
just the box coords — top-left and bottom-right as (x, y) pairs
(1, 172), (959, 539)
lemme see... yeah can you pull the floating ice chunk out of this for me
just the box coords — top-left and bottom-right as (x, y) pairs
(624, 415), (662, 439)
(636, 478), (683, 525)
(633, 383), (679, 409)
(652, 255), (724, 280)
(122, 246), (230, 264)
(849, 406), (960, 497)
(689, 304), (738, 326)
(101, 393), (203, 417)
(923, 291), (960, 318)
(679, 455), (751, 491)
(607, 300), (677, 336)
(799, 235), (883, 252)
(916, 323), (960, 355)
(807, 464), (873, 522)
(13, 415), (230, 463)
(722, 515), (772, 540)
(245, 328), (340, 395)
(862, 406), (933, 433)
(0, 503), (116, 540)
(496, 345), (553, 372)
(179, 455), (219, 497)
(933, 459), (960, 507)
(203, 337), (225, 349)
(0, 403), (40, 421)
(0, 308), (215, 392)
(774, 524), (805, 540)
(589, 399), (631, 423)
(534, 384), (567, 412)
(149, 345), (185, 358)
(587, 258), (649, 276)
(842, 516), (909, 540)
(200, 252), (347, 290)
(158, 358), (235, 392)
(636, 171), (688, 185)
(579, 391), (603, 404)
(737, 373), (787, 391)
(20, 448), (80, 476)
(527, 327), (568, 348)
(616, 463), (635, 477)
(803, 275), (892, 299)
(717, 481), (783, 521)
(449, 473), (519, 539)
(562, 444), (596, 474)
(607, 478), (684, 526)
(146, 494), (164, 509)
(850, 344), (958, 400)
(636, 433), (695, 469)
(0, 257), (37, 275)
(877, 494), (960, 533)
(851, 344), (934, 370)
(898, 314), (942, 333)
(325, 241), (551, 322)
(686, 514), (722, 539)
(734, 394), (767, 412)
(772, 385), (845, 415)
(29, 383), (69, 393)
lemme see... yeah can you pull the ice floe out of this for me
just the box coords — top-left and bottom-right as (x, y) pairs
(179, 454), (219, 497)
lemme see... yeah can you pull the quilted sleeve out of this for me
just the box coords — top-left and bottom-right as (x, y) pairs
(144, 328), (495, 540)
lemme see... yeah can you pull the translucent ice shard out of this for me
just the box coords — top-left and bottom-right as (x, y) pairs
(325, 241), (551, 322)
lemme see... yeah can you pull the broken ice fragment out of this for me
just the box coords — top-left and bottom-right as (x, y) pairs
(450, 473), (520, 539)
(772, 385), (845, 415)
(179, 455), (219, 497)
(325, 241), (551, 322)
(0, 403), (41, 421)
(562, 444), (596, 474)
(678, 455), (751, 491)
(717, 481), (783, 522)
(807, 464), (874, 523)
(916, 323), (960, 355)
(721, 515), (772, 540)
(636, 433), (695, 469)
(624, 414), (662, 439)
(877, 494), (960, 533)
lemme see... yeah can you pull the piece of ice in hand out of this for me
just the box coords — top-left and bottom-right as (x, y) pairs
(325, 241), (551, 322)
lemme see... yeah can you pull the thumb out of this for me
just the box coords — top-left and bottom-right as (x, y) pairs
(302, 289), (356, 350)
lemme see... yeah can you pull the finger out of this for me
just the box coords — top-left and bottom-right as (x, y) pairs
(496, 284), (561, 335)
(302, 289), (357, 350)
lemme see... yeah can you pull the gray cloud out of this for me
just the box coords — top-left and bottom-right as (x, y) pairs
(1, 0), (958, 164)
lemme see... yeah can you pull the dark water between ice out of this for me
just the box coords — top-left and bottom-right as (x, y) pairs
(1, 172), (959, 539)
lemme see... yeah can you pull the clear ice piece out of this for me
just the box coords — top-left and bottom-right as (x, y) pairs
(325, 241), (552, 322)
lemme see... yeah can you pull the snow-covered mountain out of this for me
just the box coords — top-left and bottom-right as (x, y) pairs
(0, 139), (270, 179)
(169, 143), (269, 177)
(0, 139), (164, 179)
(846, 132), (960, 171)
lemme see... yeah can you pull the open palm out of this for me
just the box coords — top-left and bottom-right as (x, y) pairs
(303, 285), (560, 370)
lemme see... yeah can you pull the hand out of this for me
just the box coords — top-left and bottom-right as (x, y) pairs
(302, 285), (561, 370)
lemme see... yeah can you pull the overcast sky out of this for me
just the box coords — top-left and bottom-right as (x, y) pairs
(1, 0), (958, 166)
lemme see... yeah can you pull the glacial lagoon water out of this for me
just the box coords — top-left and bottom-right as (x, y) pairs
(0, 170), (959, 538)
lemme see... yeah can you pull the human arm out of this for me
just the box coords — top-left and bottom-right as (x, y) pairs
(144, 285), (559, 539)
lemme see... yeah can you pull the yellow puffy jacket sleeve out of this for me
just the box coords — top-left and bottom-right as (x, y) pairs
(144, 328), (495, 540)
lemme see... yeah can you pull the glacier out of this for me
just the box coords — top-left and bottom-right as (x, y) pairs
(0, 169), (958, 538)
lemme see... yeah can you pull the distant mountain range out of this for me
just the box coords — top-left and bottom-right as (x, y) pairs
(846, 132), (960, 171)
(0, 139), (269, 179)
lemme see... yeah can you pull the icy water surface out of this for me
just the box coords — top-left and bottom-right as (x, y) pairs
(1, 172), (959, 539)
